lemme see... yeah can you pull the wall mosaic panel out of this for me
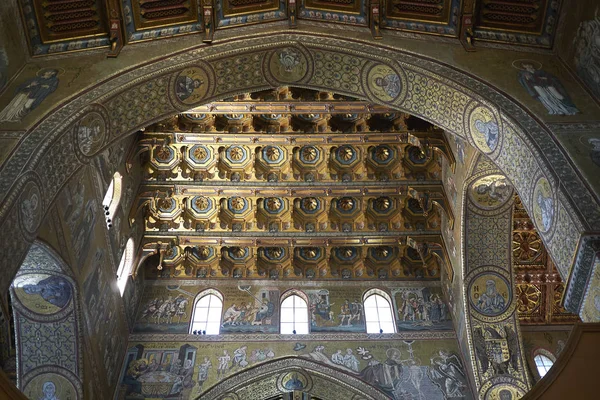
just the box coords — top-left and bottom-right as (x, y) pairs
(118, 337), (472, 399)
(9, 242), (84, 399)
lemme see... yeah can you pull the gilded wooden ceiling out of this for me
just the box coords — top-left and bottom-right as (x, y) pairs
(512, 195), (579, 325)
(134, 87), (453, 281)
(19, 0), (563, 55)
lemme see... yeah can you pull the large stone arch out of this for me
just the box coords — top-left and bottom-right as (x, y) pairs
(198, 356), (389, 400)
(0, 31), (597, 398)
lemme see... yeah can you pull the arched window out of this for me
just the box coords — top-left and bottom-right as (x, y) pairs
(190, 289), (223, 335)
(534, 350), (555, 378)
(363, 289), (395, 334)
(280, 292), (309, 334)
(116, 237), (135, 295)
(103, 172), (122, 227)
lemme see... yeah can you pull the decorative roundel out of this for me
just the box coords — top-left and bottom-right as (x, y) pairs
(266, 46), (313, 85)
(76, 111), (107, 157)
(228, 247), (249, 260)
(370, 145), (394, 165)
(406, 145), (429, 164)
(483, 384), (526, 400)
(469, 175), (513, 210)
(223, 114), (244, 121)
(299, 145), (320, 164)
(297, 114), (321, 121)
(262, 145), (285, 163)
(19, 181), (43, 237)
(153, 145), (175, 163)
(189, 145), (211, 164)
(170, 64), (215, 109)
(370, 246), (393, 261)
(228, 197), (249, 214)
(263, 247), (285, 261)
(193, 246), (213, 261)
(363, 61), (407, 104)
(191, 196), (213, 213)
(264, 197), (284, 214)
(335, 145), (357, 165)
(467, 269), (514, 320)
(336, 197), (357, 213)
(299, 197), (321, 214)
(467, 104), (501, 154)
(162, 245), (181, 264)
(157, 197), (176, 212)
(373, 196), (392, 213)
(336, 247), (358, 261)
(225, 145), (249, 164)
(299, 247), (321, 260)
(532, 177), (554, 234)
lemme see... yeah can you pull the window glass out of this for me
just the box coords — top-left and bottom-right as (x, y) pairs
(534, 354), (554, 378)
(116, 238), (135, 295)
(103, 172), (122, 227)
(364, 292), (395, 334)
(280, 294), (309, 334)
(190, 293), (223, 335)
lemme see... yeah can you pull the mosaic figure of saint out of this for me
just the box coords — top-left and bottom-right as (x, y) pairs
(374, 73), (400, 99)
(476, 280), (505, 314)
(40, 381), (59, 400)
(536, 190), (553, 232)
(573, 10), (600, 98)
(23, 275), (73, 309)
(517, 63), (579, 115)
(175, 75), (203, 101)
(474, 119), (499, 152)
(0, 69), (59, 122)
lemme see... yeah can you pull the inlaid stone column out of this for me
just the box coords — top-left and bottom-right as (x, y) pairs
(462, 157), (531, 399)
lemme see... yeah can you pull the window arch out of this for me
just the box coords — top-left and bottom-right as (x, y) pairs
(103, 171), (123, 227)
(533, 349), (556, 378)
(116, 237), (135, 295)
(280, 290), (309, 334)
(190, 289), (223, 335)
(363, 289), (395, 334)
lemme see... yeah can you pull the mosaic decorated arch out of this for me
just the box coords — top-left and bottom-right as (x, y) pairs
(8, 241), (84, 399)
(199, 356), (390, 400)
(0, 33), (599, 398)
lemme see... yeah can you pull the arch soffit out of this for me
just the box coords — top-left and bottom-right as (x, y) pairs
(198, 356), (389, 400)
(0, 32), (597, 312)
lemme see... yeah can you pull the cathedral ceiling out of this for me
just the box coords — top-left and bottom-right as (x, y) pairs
(133, 87), (454, 282)
(18, 0), (563, 55)
(513, 195), (579, 325)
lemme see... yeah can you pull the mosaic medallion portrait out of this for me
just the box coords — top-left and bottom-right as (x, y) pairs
(364, 62), (406, 103)
(468, 272), (511, 318)
(171, 65), (213, 107)
(12, 273), (73, 315)
(469, 175), (513, 209)
(468, 105), (500, 154)
(76, 111), (107, 157)
(22, 372), (79, 400)
(268, 46), (311, 84)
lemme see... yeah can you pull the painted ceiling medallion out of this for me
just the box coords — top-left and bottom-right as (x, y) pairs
(374, 145), (391, 162)
(265, 197), (283, 212)
(193, 145), (209, 162)
(229, 197), (246, 211)
(263, 145), (283, 162)
(194, 196), (210, 211)
(228, 146), (245, 161)
(338, 197), (355, 211)
(158, 198), (174, 211)
(300, 146), (319, 162)
(301, 197), (319, 212)
(338, 145), (355, 162)
(374, 196), (391, 212)
(197, 246), (211, 260)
